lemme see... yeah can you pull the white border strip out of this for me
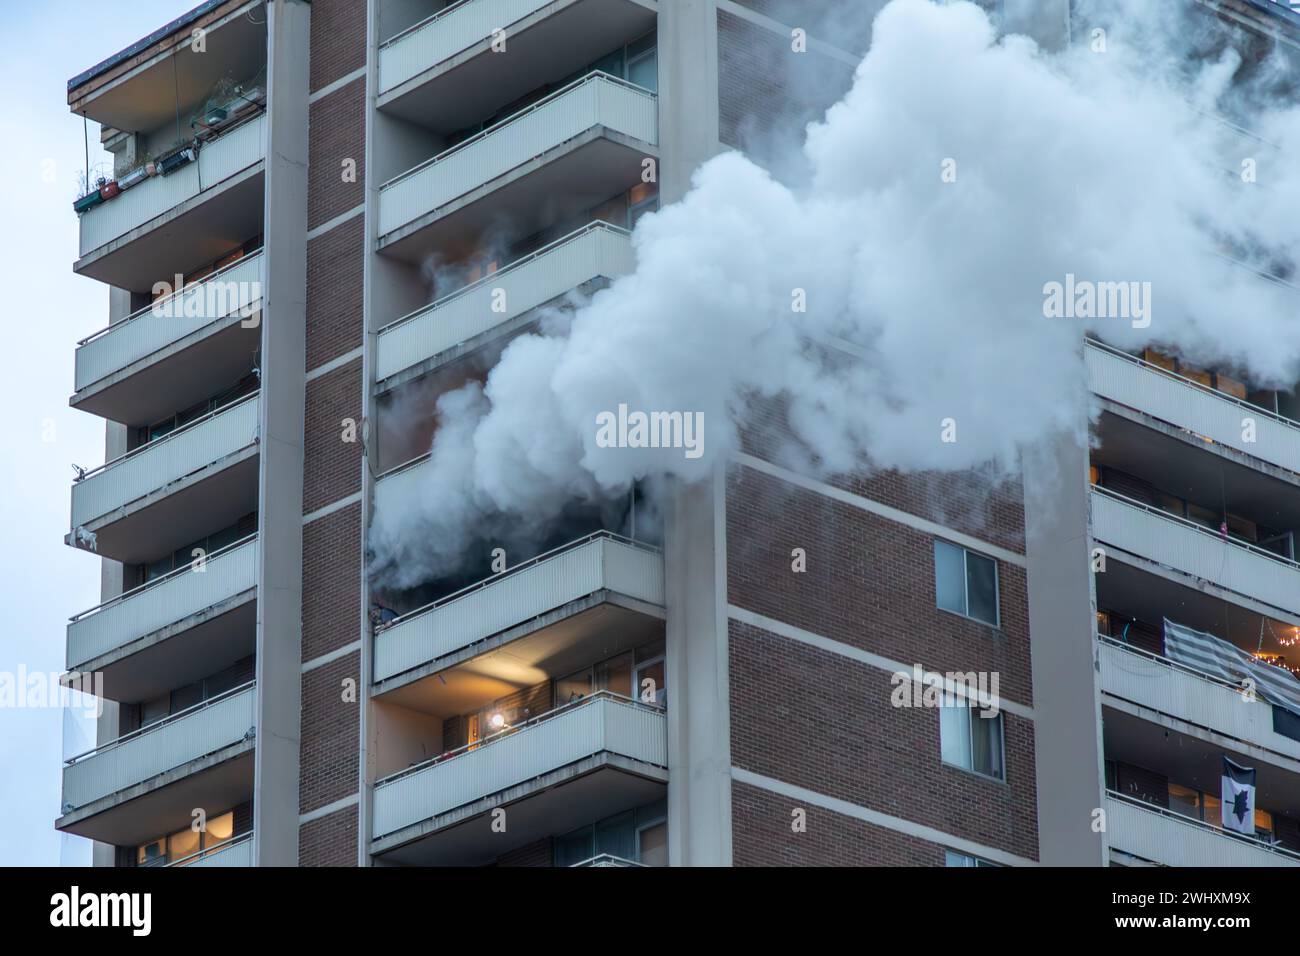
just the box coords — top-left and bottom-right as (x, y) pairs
(303, 491), (362, 526)
(299, 792), (360, 825)
(732, 767), (1037, 867)
(302, 640), (361, 673)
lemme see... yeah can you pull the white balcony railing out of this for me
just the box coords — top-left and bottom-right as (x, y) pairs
(1090, 486), (1300, 615)
(1086, 339), (1300, 474)
(1098, 638), (1300, 761)
(378, 72), (657, 238)
(373, 529), (664, 682)
(62, 683), (255, 812)
(71, 394), (259, 528)
(378, 0), (557, 94)
(167, 833), (253, 867)
(376, 221), (633, 382)
(372, 692), (667, 838)
(75, 250), (263, 392)
(79, 114), (267, 257)
(1106, 792), (1300, 866)
(66, 535), (257, 670)
(570, 854), (647, 867)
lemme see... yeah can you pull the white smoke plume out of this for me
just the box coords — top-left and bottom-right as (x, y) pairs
(370, 0), (1300, 590)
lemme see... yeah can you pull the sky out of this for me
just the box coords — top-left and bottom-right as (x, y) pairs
(0, 0), (195, 867)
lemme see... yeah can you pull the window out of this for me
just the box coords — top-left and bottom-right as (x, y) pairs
(137, 811), (235, 866)
(944, 849), (1000, 867)
(934, 540), (999, 626)
(940, 694), (1004, 780)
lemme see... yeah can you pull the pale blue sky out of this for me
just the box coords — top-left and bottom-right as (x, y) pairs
(0, 0), (197, 866)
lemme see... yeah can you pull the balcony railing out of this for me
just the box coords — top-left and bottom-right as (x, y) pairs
(570, 854), (647, 867)
(1097, 637), (1300, 761)
(66, 535), (257, 670)
(372, 691), (667, 838)
(79, 114), (267, 257)
(1106, 791), (1300, 866)
(379, 0), (557, 94)
(75, 250), (263, 393)
(376, 221), (633, 383)
(167, 832), (253, 867)
(62, 683), (255, 812)
(378, 72), (657, 238)
(71, 393), (259, 529)
(1090, 485), (1300, 615)
(1086, 338), (1300, 474)
(373, 530), (664, 682)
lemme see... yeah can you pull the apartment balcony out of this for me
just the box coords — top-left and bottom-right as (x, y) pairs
(1106, 792), (1300, 866)
(167, 832), (253, 867)
(72, 250), (263, 425)
(69, 394), (259, 565)
(75, 114), (267, 292)
(1086, 339), (1300, 475)
(1091, 485), (1300, 616)
(371, 521), (664, 689)
(376, 221), (633, 387)
(378, 73), (656, 261)
(377, 0), (656, 131)
(371, 692), (667, 865)
(1098, 637), (1300, 766)
(66, 536), (257, 703)
(570, 853), (646, 866)
(57, 683), (256, 847)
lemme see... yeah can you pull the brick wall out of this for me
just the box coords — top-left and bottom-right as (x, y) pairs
(308, 78), (366, 231)
(303, 358), (363, 515)
(727, 462), (1033, 706)
(732, 780), (946, 866)
(299, 804), (359, 867)
(302, 501), (362, 662)
(741, 392), (1026, 553)
(729, 619), (1039, 859)
(717, 9), (855, 163)
(309, 0), (367, 94)
(299, 650), (361, 815)
(306, 215), (365, 369)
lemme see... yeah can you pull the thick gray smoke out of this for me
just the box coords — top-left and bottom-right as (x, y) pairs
(370, 0), (1300, 589)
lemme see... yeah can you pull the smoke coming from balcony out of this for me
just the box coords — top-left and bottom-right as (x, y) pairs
(369, 0), (1300, 589)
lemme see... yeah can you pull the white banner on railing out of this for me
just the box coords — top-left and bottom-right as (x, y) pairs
(1163, 618), (1300, 714)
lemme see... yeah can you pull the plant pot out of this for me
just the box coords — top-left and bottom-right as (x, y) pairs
(72, 190), (103, 214)
(99, 180), (120, 200)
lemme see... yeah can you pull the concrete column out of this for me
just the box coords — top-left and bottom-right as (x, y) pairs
(253, 0), (311, 867)
(1022, 429), (1107, 865)
(658, 0), (732, 866)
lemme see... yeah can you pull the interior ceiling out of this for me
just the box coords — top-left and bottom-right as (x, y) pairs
(1104, 705), (1300, 819)
(1092, 409), (1300, 530)
(381, 602), (664, 717)
(79, 8), (267, 133)
(1097, 558), (1300, 653)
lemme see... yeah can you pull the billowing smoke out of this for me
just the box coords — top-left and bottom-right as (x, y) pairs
(369, 0), (1300, 590)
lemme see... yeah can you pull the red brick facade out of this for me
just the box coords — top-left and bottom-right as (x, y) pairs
(729, 619), (1039, 860)
(299, 650), (362, 815)
(726, 462), (1033, 707)
(732, 781), (947, 866)
(302, 500), (362, 662)
(299, 804), (359, 867)
(303, 358), (364, 515)
(307, 77), (366, 231)
(309, 0), (367, 94)
(306, 215), (365, 370)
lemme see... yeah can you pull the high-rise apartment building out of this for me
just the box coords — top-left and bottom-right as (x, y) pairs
(54, 0), (1300, 868)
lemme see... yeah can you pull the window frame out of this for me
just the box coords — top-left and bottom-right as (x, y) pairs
(934, 539), (1001, 627)
(940, 695), (1006, 783)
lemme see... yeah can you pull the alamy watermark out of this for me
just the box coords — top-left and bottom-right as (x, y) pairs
(150, 273), (261, 326)
(0, 667), (103, 717)
(890, 664), (1000, 717)
(595, 403), (704, 460)
(1043, 273), (1151, 329)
